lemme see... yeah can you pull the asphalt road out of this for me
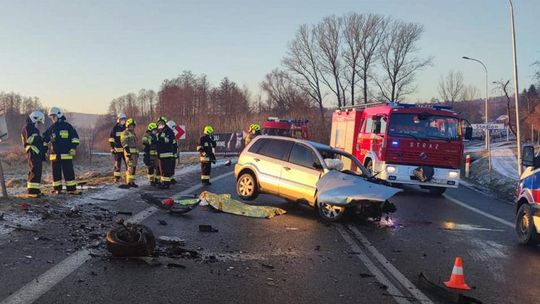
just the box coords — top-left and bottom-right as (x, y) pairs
(0, 164), (539, 304)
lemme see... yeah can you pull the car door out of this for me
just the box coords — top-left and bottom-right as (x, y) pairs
(253, 139), (294, 195)
(279, 143), (323, 203)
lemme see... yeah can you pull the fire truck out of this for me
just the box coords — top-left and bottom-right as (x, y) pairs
(262, 117), (309, 139)
(330, 102), (472, 195)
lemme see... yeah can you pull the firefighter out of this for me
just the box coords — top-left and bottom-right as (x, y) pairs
(166, 120), (179, 184)
(120, 118), (139, 188)
(21, 111), (46, 198)
(245, 123), (261, 146)
(43, 107), (80, 194)
(142, 122), (159, 186)
(197, 125), (216, 185)
(156, 116), (176, 189)
(109, 112), (127, 182)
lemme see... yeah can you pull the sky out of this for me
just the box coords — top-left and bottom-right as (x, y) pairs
(0, 0), (538, 114)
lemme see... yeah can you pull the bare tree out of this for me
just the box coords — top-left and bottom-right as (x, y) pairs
(314, 16), (344, 107)
(438, 70), (465, 104)
(460, 85), (480, 101)
(283, 24), (325, 121)
(375, 20), (431, 102)
(493, 80), (517, 136)
(261, 69), (313, 114)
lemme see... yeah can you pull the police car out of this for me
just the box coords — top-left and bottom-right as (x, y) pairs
(515, 146), (540, 246)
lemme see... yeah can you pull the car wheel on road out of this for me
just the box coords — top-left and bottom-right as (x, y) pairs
(237, 172), (259, 201)
(317, 202), (346, 222)
(515, 204), (540, 246)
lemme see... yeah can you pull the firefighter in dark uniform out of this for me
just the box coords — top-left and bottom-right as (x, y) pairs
(156, 116), (176, 189)
(109, 112), (127, 182)
(142, 122), (159, 186)
(197, 125), (216, 185)
(43, 107), (80, 194)
(120, 118), (139, 188)
(167, 120), (179, 184)
(21, 111), (46, 198)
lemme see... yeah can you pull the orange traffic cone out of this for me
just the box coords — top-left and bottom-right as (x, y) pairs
(444, 256), (471, 290)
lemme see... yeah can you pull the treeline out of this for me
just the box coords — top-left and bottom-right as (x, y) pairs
(0, 92), (46, 141)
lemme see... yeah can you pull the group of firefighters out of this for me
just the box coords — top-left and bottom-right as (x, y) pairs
(20, 110), (266, 197)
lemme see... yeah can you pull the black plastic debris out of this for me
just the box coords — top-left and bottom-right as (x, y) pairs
(166, 263), (186, 269)
(158, 220), (168, 226)
(418, 272), (482, 304)
(199, 224), (218, 233)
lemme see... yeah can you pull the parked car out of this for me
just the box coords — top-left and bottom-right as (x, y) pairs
(515, 145), (540, 245)
(234, 135), (400, 221)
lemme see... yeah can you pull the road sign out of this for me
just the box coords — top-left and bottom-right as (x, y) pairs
(471, 123), (505, 131)
(172, 125), (186, 140)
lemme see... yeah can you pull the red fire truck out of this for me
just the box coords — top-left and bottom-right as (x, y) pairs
(262, 117), (309, 139)
(330, 102), (472, 195)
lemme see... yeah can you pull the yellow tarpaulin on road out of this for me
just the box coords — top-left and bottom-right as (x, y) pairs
(199, 191), (286, 219)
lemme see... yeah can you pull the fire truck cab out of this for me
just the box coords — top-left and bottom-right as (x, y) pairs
(330, 103), (469, 195)
(262, 117), (309, 139)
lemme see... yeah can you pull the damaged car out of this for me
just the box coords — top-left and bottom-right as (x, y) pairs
(234, 136), (401, 221)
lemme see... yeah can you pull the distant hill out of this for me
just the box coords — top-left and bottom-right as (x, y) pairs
(64, 112), (104, 130)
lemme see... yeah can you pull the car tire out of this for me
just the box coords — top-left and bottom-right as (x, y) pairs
(237, 172), (259, 201)
(106, 225), (156, 257)
(317, 202), (347, 222)
(515, 204), (540, 246)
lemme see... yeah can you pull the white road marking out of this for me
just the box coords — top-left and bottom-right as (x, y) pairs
(443, 194), (514, 228)
(335, 226), (414, 304)
(0, 171), (235, 304)
(347, 225), (433, 304)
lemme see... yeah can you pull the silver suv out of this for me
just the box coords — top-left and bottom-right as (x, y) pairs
(234, 136), (372, 221)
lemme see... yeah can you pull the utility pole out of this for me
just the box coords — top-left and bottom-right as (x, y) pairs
(509, 0), (522, 176)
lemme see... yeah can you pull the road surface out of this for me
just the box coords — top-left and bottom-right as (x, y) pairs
(0, 163), (538, 304)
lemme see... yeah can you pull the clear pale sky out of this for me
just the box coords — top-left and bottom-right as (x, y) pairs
(0, 0), (538, 114)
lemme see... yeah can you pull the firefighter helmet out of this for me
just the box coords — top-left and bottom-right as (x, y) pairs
(167, 120), (176, 129)
(204, 125), (214, 135)
(29, 111), (45, 124)
(147, 122), (158, 131)
(249, 123), (261, 132)
(48, 107), (63, 118)
(157, 116), (167, 123)
(126, 118), (136, 127)
(117, 112), (127, 121)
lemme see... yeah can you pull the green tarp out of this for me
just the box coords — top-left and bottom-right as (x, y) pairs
(199, 191), (286, 219)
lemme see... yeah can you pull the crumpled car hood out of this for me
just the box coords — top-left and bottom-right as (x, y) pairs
(316, 170), (402, 206)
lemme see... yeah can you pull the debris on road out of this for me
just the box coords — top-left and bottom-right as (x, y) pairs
(199, 191), (286, 219)
(157, 236), (186, 246)
(166, 262), (186, 269)
(140, 193), (200, 215)
(158, 219), (168, 226)
(418, 273), (482, 304)
(105, 218), (155, 257)
(199, 224), (219, 233)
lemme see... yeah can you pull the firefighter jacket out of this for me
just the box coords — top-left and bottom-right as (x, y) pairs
(197, 135), (216, 162)
(109, 123), (126, 153)
(43, 118), (80, 161)
(121, 129), (138, 157)
(142, 131), (158, 160)
(21, 120), (46, 159)
(156, 126), (176, 158)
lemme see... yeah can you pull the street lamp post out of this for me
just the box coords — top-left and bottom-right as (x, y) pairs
(463, 56), (491, 173)
(509, 0), (522, 176)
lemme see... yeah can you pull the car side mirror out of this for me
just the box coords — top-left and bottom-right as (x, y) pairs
(464, 127), (473, 140)
(522, 145), (535, 167)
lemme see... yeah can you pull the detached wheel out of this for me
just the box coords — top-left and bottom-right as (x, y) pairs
(237, 172), (259, 201)
(106, 225), (156, 257)
(318, 202), (346, 222)
(516, 204), (540, 246)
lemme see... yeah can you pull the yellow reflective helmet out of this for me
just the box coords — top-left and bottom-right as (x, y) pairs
(249, 123), (261, 132)
(126, 118), (136, 127)
(204, 125), (214, 135)
(147, 122), (158, 131)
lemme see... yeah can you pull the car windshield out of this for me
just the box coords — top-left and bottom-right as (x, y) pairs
(317, 148), (370, 177)
(388, 113), (459, 140)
